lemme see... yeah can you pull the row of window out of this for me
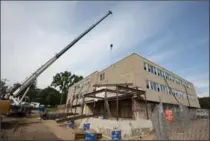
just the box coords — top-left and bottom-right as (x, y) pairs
(74, 79), (90, 90)
(146, 80), (197, 100)
(100, 73), (105, 81)
(72, 93), (83, 99)
(144, 62), (192, 88)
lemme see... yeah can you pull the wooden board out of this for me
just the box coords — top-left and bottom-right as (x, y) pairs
(74, 132), (102, 140)
(56, 114), (94, 123)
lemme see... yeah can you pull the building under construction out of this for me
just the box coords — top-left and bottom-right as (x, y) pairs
(66, 53), (200, 121)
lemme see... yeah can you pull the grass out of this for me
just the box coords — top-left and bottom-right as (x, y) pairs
(46, 107), (58, 112)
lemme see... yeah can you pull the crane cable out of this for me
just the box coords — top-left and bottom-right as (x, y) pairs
(183, 85), (191, 107)
(163, 76), (182, 105)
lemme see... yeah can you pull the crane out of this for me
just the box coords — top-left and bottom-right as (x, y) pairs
(0, 11), (112, 115)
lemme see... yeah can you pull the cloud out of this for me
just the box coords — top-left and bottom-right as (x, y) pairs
(184, 72), (209, 98)
(0, 1), (200, 89)
(198, 91), (209, 98)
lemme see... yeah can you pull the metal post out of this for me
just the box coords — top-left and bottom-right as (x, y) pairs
(93, 94), (96, 116)
(116, 86), (119, 121)
(144, 93), (149, 119)
(132, 97), (136, 120)
(158, 97), (168, 140)
(104, 89), (107, 119)
(81, 96), (85, 115)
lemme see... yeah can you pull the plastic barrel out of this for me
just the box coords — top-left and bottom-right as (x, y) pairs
(112, 130), (121, 141)
(83, 123), (90, 131)
(67, 121), (74, 128)
(39, 105), (45, 112)
(85, 133), (96, 141)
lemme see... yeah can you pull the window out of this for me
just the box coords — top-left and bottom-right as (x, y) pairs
(171, 75), (174, 82)
(160, 84), (164, 93)
(148, 64), (151, 72)
(154, 67), (157, 75)
(168, 74), (171, 80)
(169, 89), (172, 95)
(163, 71), (166, 79)
(144, 62), (148, 71)
(157, 68), (161, 76)
(160, 70), (163, 77)
(151, 65), (154, 73)
(157, 83), (160, 92)
(146, 80), (150, 89)
(153, 82), (157, 91)
(100, 73), (105, 81)
(176, 79), (180, 85)
(150, 81), (154, 90)
(174, 78), (177, 83)
(165, 72), (169, 79)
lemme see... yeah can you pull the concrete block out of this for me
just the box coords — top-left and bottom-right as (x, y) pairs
(75, 117), (153, 139)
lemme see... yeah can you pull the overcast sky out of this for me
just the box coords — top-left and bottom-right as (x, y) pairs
(1, 1), (209, 97)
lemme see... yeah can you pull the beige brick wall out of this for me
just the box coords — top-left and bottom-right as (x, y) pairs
(66, 53), (200, 108)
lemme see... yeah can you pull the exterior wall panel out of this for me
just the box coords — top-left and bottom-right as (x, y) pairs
(66, 53), (200, 108)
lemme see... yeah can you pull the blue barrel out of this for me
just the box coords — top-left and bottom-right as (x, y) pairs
(103, 115), (106, 119)
(85, 133), (96, 141)
(67, 121), (74, 128)
(83, 123), (90, 131)
(39, 105), (45, 112)
(112, 130), (121, 140)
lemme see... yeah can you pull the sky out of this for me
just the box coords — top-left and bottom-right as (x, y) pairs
(1, 1), (209, 97)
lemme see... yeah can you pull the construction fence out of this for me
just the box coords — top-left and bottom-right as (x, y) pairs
(151, 102), (209, 140)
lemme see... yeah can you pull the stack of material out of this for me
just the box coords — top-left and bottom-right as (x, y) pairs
(74, 128), (102, 140)
(56, 114), (94, 123)
(41, 113), (78, 120)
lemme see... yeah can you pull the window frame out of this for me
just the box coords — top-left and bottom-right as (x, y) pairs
(100, 73), (105, 81)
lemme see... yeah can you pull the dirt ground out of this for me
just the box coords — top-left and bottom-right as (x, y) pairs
(1, 113), (75, 140)
(1, 114), (156, 140)
(2, 117), (60, 140)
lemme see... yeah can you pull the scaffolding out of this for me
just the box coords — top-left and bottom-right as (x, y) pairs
(82, 83), (149, 120)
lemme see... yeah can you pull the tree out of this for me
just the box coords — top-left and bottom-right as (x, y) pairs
(51, 71), (83, 104)
(10, 83), (21, 93)
(38, 87), (60, 106)
(198, 97), (210, 109)
(0, 79), (9, 95)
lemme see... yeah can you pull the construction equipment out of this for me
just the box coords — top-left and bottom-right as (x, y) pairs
(0, 11), (112, 116)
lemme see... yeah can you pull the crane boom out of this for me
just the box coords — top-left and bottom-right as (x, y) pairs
(12, 11), (112, 99)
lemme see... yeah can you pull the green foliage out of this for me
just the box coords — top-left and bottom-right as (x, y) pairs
(37, 87), (60, 106)
(51, 71), (83, 104)
(2, 71), (83, 106)
(11, 83), (21, 93)
(198, 97), (210, 109)
(0, 79), (9, 94)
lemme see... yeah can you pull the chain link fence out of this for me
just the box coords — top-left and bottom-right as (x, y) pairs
(152, 102), (209, 140)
